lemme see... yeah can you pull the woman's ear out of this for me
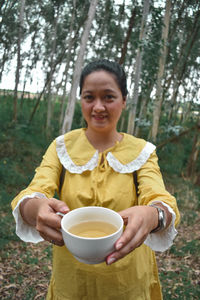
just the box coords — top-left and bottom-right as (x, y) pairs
(122, 97), (126, 109)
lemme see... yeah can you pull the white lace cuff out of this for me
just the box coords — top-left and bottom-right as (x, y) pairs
(144, 202), (177, 252)
(12, 192), (46, 243)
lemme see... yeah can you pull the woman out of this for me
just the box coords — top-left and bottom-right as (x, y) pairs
(12, 59), (180, 299)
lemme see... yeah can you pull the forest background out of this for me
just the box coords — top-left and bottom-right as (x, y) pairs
(0, 0), (200, 299)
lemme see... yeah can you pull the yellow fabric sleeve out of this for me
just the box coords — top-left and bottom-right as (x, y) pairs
(11, 140), (61, 210)
(137, 151), (180, 226)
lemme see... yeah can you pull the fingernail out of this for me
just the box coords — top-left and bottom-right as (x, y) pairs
(60, 206), (69, 213)
(116, 242), (123, 250)
(107, 257), (116, 265)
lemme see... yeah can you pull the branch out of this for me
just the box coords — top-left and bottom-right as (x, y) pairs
(157, 122), (200, 149)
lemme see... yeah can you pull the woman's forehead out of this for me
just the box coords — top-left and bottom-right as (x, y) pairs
(82, 71), (120, 90)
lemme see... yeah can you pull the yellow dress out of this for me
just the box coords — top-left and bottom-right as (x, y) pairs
(11, 128), (180, 300)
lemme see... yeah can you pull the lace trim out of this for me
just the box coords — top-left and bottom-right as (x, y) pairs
(12, 192), (46, 243)
(106, 142), (156, 173)
(56, 135), (99, 174)
(56, 136), (155, 174)
(144, 202), (178, 252)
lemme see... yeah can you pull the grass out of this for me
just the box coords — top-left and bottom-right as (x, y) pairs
(0, 96), (200, 299)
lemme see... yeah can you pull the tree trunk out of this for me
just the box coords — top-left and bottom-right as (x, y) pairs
(61, 0), (99, 134)
(46, 7), (59, 135)
(13, 0), (26, 122)
(119, 7), (136, 65)
(59, 0), (76, 129)
(186, 121), (200, 183)
(135, 83), (153, 137)
(150, 0), (171, 142)
(127, 0), (150, 135)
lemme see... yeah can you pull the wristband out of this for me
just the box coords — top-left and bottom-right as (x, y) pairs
(149, 205), (166, 233)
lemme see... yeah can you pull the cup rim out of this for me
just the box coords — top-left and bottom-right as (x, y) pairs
(61, 206), (123, 240)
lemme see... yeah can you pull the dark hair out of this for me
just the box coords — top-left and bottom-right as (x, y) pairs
(79, 59), (128, 97)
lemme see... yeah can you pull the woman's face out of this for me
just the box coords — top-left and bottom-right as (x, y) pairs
(81, 70), (126, 134)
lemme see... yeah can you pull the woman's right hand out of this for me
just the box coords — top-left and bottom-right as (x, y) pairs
(19, 197), (70, 246)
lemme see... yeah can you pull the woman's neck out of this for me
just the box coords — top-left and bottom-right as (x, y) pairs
(85, 128), (123, 152)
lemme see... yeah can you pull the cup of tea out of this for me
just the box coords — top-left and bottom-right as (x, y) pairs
(58, 206), (123, 264)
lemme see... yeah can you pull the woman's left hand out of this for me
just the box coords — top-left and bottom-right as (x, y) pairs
(106, 205), (158, 265)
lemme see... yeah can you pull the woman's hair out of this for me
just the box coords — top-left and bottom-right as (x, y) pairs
(79, 59), (128, 97)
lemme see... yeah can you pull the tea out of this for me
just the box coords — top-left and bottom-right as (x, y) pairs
(68, 221), (117, 238)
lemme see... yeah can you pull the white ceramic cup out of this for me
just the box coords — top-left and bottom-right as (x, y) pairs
(58, 206), (123, 264)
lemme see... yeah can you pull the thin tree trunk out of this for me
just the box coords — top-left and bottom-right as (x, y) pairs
(119, 7), (136, 65)
(127, 0), (150, 135)
(61, 0), (99, 134)
(59, 0), (76, 129)
(46, 7), (59, 135)
(186, 120), (200, 182)
(150, 0), (171, 142)
(135, 84), (153, 137)
(13, 0), (26, 122)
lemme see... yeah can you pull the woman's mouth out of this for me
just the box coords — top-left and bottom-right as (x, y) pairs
(92, 114), (107, 121)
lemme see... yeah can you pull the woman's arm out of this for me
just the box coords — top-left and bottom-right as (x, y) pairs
(11, 139), (69, 245)
(106, 151), (179, 265)
(19, 196), (69, 246)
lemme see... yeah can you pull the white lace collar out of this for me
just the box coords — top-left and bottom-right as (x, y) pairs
(56, 133), (156, 174)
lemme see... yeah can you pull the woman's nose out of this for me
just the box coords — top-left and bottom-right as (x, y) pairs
(93, 99), (105, 111)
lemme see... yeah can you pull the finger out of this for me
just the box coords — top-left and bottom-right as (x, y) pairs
(37, 209), (63, 231)
(39, 226), (64, 246)
(122, 216), (128, 226)
(106, 224), (138, 265)
(115, 217), (139, 251)
(106, 230), (147, 265)
(48, 198), (70, 214)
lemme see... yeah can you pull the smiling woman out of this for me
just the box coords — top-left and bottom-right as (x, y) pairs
(79, 60), (127, 151)
(11, 59), (180, 300)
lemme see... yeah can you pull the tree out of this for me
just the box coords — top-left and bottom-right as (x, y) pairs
(167, 9), (200, 122)
(127, 0), (150, 135)
(61, 0), (99, 134)
(59, 0), (77, 128)
(186, 118), (200, 183)
(119, 7), (136, 65)
(13, 0), (26, 122)
(149, 0), (171, 142)
(0, 0), (18, 81)
(46, 4), (60, 134)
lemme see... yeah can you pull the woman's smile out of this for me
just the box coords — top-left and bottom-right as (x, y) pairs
(92, 113), (108, 121)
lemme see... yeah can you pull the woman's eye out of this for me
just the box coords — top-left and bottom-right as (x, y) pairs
(105, 95), (114, 102)
(83, 95), (93, 101)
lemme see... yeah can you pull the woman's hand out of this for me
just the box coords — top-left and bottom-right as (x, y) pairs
(20, 197), (69, 246)
(106, 205), (158, 265)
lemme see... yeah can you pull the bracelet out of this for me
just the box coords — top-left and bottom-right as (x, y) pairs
(149, 205), (166, 233)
